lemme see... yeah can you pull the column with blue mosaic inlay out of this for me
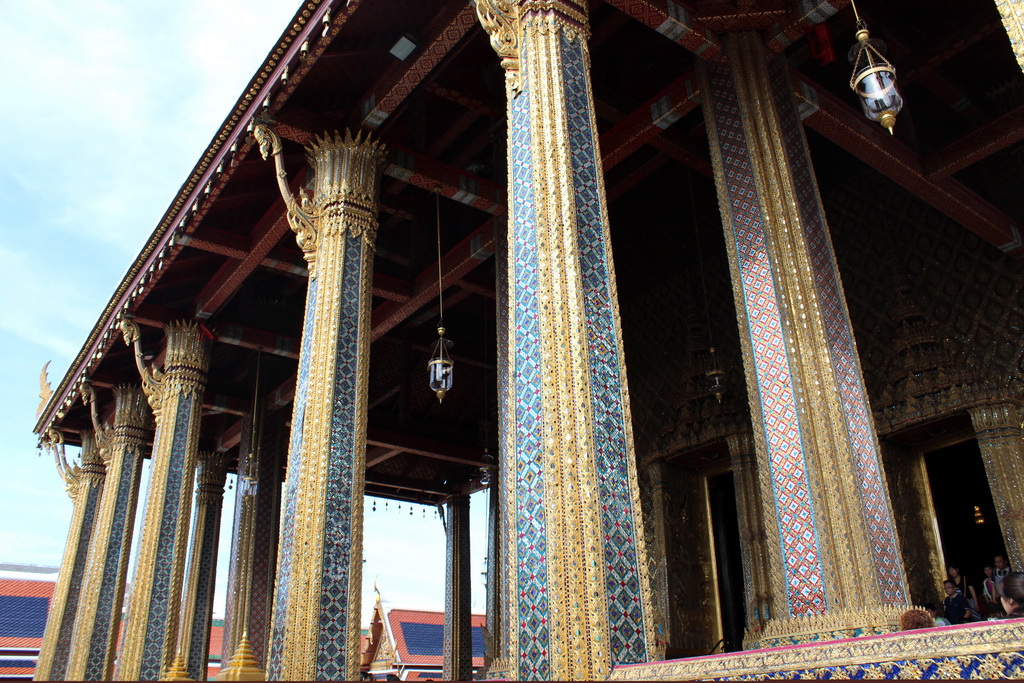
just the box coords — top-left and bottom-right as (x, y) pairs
(252, 124), (385, 681)
(35, 429), (106, 682)
(443, 494), (472, 681)
(475, 2), (656, 679)
(66, 386), (150, 681)
(698, 32), (909, 646)
(115, 321), (211, 680)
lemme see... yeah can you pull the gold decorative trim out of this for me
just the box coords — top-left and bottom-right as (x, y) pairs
(609, 620), (1024, 680)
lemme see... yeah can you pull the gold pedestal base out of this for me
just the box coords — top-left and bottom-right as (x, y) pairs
(216, 634), (265, 682)
(745, 605), (905, 649)
(610, 619), (1024, 680)
(162, 653), (193, 681)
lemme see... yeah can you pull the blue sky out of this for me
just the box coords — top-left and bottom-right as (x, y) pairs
(0, 0), (488, 621)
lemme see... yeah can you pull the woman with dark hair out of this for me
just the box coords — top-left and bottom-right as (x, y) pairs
(999, 571), (1024, 619)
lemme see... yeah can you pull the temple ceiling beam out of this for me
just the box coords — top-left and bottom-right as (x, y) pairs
(353, 0), (479, 131)
(365, 426), (488, 467)
(791, 69), (1024, 258)
(600, 72), (700, 172)
(924, 103), (1024, 178)
(370, 217), (496, 341)
(603, 0), (722, 57)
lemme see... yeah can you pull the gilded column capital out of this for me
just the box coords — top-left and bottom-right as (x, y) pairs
(82, 381), (113, 463)
(112, 384), (152, 431)
(195, 451), (229, 493)
(254, 123), (386, 268)
(305, 131), (386, 245)
(968, 401), (1023, 433)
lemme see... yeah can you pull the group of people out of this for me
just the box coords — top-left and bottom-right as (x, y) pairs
(901, 554), (1024, 629)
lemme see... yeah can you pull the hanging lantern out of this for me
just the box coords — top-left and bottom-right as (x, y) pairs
(848, 3), (903, 134)
(479, 448), (495, 487)
(706, 347), (726, 404)
(429, 326), (454, 402)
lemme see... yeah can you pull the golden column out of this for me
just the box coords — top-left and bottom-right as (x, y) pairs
(475, 1), (656, 678)
(725, 430), (773, 638)
(115, 321), (212, 680)
(65, 386), (150, 681)
(969, 401), (1024, 571)
(166, 451), (229, 680)
(995, 0), (1024, 72)
(878, 440), (945, 608)
(253, 122), (385, 681)
(35, 429), (106, 682)
(443, 494), (472, 682)
(699, 32), (909, 646)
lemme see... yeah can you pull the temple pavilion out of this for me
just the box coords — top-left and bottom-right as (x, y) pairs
(32, 0), (1024, 680)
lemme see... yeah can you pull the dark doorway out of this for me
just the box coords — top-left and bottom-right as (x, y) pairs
(708, 472), (746, 652)
(924, 440), (1005, 594)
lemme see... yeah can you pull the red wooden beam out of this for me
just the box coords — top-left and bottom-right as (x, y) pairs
(605, 0), (721, 58)
(764, 0), (850, 52)
(370, 218), (497, 341)
(385, 145), (505, 215)
(791, 70), (1024, 257)
(601, 72), (700, 171)
(193, 170), (308, 320)
(357, 1), (479, 130)
(366, 426), (486, 467)
(924, 103), (1024, 179)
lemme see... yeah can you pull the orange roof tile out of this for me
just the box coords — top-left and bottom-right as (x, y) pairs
(0, 579), (55, 599)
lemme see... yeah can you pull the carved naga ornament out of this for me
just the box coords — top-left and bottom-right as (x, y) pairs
(251, 120), (319, 260)
(80, 381), (112, 463)
(118, 317), (165, 413)
(473, 0), (522, 96)
(41, 428), (79, 497)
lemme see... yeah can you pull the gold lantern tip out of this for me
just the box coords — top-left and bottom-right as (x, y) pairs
(879, 111), (896, 135)
(438, 326), (446, 336)
(435, 388), (448, 403)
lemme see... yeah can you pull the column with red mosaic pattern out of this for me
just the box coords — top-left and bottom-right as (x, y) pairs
(475, 1), (656, 679)
(698, 32), (909, 646)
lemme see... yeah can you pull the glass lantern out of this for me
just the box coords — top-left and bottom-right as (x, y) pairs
(848, 23), (903, 134)
(706, 347), (726, 404)
(429, 326), (454, 403)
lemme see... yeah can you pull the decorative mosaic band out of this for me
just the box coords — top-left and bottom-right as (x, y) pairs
(507, 60), (552, 682)
(38, 447), (104, 681)
(559, 31), (650, 665)
(316, 232), (370, 679)
(763, 53), (906, 605)
(443, 495), (473, 681)
(135, 394), (198, 680)
(701, 54), (827, 616)
(73, 425), (147, 681)
(267, 275), (318, 680)
(184, 454), (227, 679)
